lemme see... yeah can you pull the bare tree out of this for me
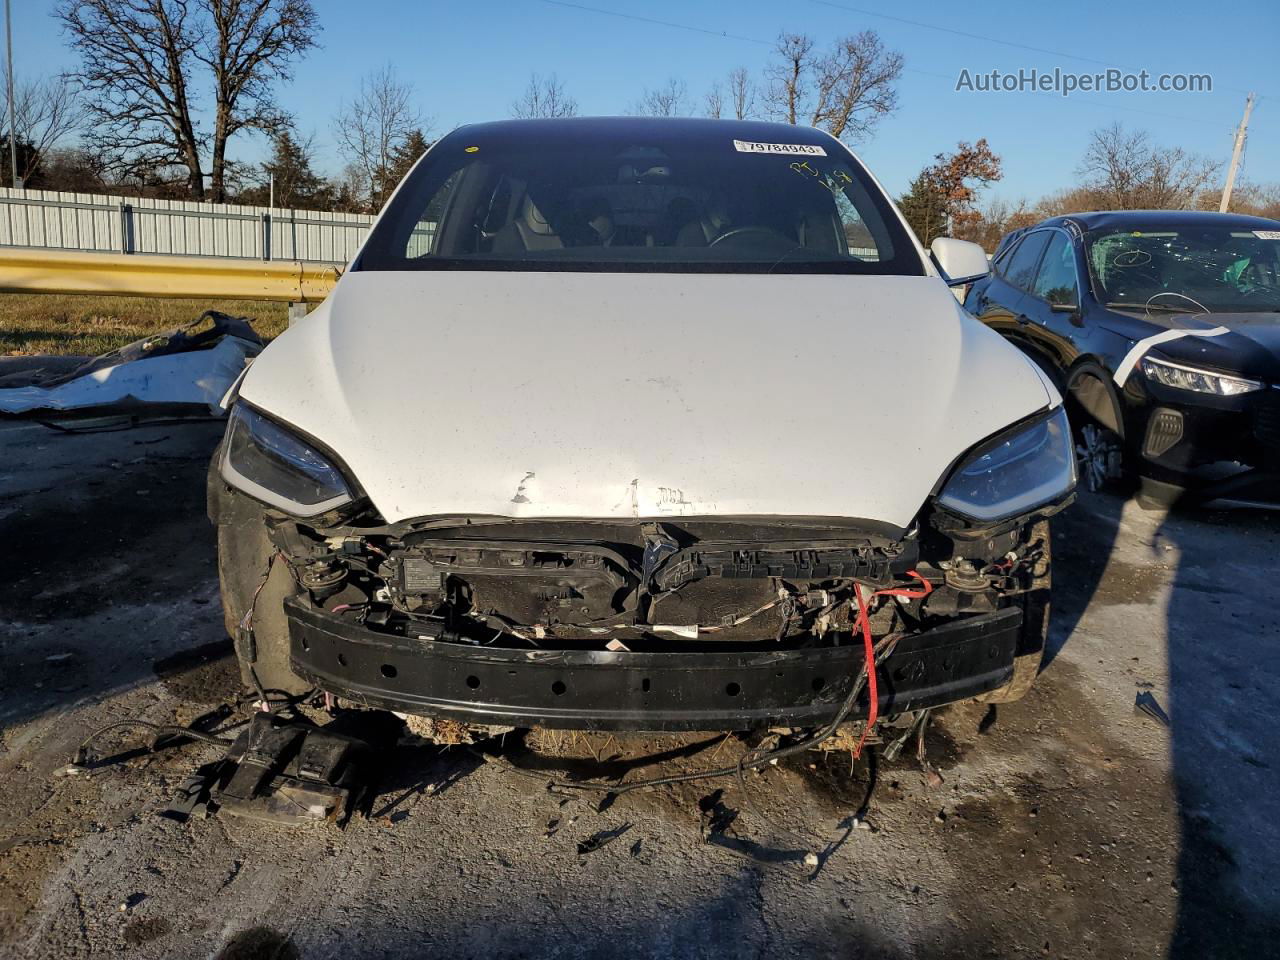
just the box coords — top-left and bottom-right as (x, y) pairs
(1210, 180), (1280, 219)
(57, 0), (319, 201)
(630, 78), (688, 118)
(0, 68), (86, 184)
(954, 196), (1041, 252)
(765, 33), (813, 126)
(334, 66), (426, 210)
(200, 0), (320, 201)
(1079, 124), (1219, 210)
(727, 67), (755, 120)
(704, 82), (724, 119)
(333, 161), (370, 213)
(26, 145), (109, 192)
(511, 73), (578, 119)
(762, 31), (902, 143)
(704, 68), (754, 120)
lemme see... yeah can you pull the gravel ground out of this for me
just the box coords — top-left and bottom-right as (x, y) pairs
(1, 418), (1277, 959)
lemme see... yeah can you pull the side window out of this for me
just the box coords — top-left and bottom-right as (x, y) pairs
(404, 168), (464, 258)
(1004, 231), (1051, 291)
(992, 238), (1020, 276)
(832, 188), (881, 261)
(1032, 232), (1081, 306)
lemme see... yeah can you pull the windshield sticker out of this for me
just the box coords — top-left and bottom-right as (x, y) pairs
(1253, 230), (1280, 240)
(733, 139), (826, 156)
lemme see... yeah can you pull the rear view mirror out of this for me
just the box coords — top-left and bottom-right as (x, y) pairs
(930, 237), (990, 286)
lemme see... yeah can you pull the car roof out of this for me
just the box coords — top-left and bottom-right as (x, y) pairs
(440, 115), (843, 150)
(1037, 209), (1280, 234)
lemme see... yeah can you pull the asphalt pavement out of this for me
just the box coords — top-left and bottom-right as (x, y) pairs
(1, 418), (1277, 959)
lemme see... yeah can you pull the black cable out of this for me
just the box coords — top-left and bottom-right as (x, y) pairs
(488, 635), (900, 797)
(74, 719), (232, 764)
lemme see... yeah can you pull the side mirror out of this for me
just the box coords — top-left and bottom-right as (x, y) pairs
(930, 237), (990, 287)
(1050, 301), (1085, 326)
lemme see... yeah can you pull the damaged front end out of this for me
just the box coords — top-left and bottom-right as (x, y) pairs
(215, 474), (1057, 731)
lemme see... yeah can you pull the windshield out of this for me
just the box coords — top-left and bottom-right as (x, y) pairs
(356, 125), (922, 275)
(1086, 225), (1280, 313)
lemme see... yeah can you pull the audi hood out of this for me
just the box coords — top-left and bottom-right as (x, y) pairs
(235, 270), (1057, 529)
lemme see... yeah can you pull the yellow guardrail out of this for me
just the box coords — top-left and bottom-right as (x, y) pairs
(0, 248), (341, 302)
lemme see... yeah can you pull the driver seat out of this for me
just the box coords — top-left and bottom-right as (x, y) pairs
(492, 195), (564, 253)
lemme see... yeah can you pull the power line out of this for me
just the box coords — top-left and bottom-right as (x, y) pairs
(533, 0), (1229, 129)
(808, 0), (1271, 100)
(535, 0), (770, 46)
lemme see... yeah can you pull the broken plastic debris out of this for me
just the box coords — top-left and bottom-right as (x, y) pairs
(1134, 690), (1171, 727)
(653, 624), (699, 639)
(576, 823), (632, 855)
(605, 638), (631, 652)
(0, 311), (262, 417)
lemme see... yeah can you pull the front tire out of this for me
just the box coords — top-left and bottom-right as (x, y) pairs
(208, 449), (309, 696)
(1074, 420), (1125, 494)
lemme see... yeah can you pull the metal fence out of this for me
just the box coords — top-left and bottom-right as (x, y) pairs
(0, 187), (375, 264)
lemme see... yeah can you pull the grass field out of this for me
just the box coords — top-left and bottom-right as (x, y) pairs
(0, 294), (294, 356)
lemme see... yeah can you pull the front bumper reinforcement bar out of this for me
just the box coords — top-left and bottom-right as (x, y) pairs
(286, 599), (1023, 732)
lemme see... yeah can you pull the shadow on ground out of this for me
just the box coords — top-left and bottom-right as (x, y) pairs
(1051, 488), (1280, 959)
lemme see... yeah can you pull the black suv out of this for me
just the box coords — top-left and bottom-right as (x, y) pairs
(965, 210), (1280, 507)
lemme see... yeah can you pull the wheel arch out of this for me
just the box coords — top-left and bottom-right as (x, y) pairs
(1065, 357), (1125, 438)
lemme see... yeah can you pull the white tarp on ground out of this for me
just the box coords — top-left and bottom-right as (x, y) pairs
(0, 335), (257, 415)
(0, 313), (262, 417)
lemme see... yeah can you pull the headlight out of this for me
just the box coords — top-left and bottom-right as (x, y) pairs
(220, 404), (353, 516)
(1140, 356), (1261, 396)
(937, 407), (1076, 522)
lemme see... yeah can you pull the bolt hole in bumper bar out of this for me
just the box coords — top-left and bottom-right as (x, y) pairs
(285, 599), (1022, 732)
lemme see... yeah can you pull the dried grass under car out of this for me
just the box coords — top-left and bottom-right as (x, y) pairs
(0, 293), (296, 356)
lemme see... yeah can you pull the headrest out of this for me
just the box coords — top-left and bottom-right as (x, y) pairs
(522, 196), (556, 236)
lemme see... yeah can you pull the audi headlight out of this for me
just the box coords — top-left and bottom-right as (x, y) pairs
(937, 406), (1076, 522)
(220, 404), (353, 516)
(1141, 356), (1261, 396)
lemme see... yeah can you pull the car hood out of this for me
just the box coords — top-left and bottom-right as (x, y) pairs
(238, 271), (1054, 528)
(1208, 313), (1280, 369)
(1133, 311), (1280, 381)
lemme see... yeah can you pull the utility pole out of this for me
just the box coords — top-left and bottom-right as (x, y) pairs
(1219, 93), (1255, 213)
(4, 0), (17, 189)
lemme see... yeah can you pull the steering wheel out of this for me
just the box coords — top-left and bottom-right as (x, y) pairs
(708, 226), (794, 248)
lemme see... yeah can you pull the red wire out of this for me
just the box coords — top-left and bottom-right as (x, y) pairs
(873, 570), (934, 602)
(851, 583), (876, 759)
(850, 571), (933, 758)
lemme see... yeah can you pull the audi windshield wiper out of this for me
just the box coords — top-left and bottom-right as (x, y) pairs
(1105, 301), (1206, 313)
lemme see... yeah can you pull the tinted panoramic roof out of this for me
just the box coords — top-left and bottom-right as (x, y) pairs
(443, 116), (841, 150)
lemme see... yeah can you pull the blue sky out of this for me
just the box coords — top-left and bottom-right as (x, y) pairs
(16, 0), (1279, 202)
